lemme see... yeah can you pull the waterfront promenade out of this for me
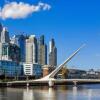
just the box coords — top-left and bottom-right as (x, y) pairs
(4, 79), (100, 87)
(1, 78), (100, 87)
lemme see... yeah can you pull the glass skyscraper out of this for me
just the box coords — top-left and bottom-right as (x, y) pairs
(38, 35), (47, 65)
(0, 60), (22, 77)
(49, 38), (57, 66)
(0, 23), (3, 42)
(2, 43), (20, 62)
(1, 27), (10, 43)
(11, 35), (26, 62)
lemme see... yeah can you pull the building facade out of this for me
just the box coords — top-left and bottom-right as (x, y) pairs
(42, 65), (55, 77)
(68, 69), (86, 79)
(38, 35), (47, 65)
(1, 43), (20, 62)
(49, 38), (57, 66)
(10, 35), (26, 62)
(1, 27), (10, 43)
(0, 24), (10, 43)
(0, 43), (2, 60)
(23, 63), (42, 78)
(25, 35), (38, 63)
(0, 60), (22, 77)
(0, 23), (3, 42)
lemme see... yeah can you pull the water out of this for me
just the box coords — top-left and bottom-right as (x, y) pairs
(0, 85), (100, 100)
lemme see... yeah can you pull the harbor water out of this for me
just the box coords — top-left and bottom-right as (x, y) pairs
(0, 85), (100, 100)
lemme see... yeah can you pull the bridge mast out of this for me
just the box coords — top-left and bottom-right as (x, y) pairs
(42, 44), (85, 80)
(36, 44), (85, 87)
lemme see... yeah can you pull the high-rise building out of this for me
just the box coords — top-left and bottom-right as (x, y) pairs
(0, 23), (3, 32)
(0, 23), (3, 42)
(49, 38), (57, 66)
(0, 43), (2, 60)
(1, 43), (20, 62)
(10, 35), (26, 62)
(25, 35), (38, 63)
(1, 27), (10, 43)
(0, 24), (9, 60)
(38, 35), (47, 65)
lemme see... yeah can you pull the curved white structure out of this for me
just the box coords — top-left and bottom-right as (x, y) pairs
(37, 44), (85, 81)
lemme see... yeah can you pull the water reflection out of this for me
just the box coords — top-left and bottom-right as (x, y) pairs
(0, 85), (100, 100)
(72, 86), (77, 100)
(0, 88), (7, 100)
(23, 87), (34, 100)
(88, 89), (92, 100)
(23, 87), (56, 100)
(48, 88), (56, 100)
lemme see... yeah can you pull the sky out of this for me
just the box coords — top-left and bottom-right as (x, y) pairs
(0, 0), (100, 70)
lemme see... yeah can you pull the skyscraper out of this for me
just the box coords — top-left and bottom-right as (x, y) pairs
(49, 38), (57, 66)
(10, 35), (26, 62)
(25, 35), (38, 63)
(0, 43), (2, 60)
(1, 43), (20, 62)
(38, 35), (47, 65)
(0, 23), (3, 42)
(1, 27), (10, 43)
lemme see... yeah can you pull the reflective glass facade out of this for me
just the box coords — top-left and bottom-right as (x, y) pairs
(23, 63), (42, 78)
(33, 64), (42, 78)
(0, 60), (22, 77)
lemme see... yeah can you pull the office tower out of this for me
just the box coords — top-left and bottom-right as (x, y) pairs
(38, 35), (47, 65)
(1, 27), (10, 43)
(1, 43), (20, 62)
(0, 43), (2, 60)
(10, 35), (26, 62)
(26, 35), (38, 63)
(0, 25), (2, 60)
(49, 38), (57, 66)
(0, 23), (3, 42)
(0, 23), (3, 33)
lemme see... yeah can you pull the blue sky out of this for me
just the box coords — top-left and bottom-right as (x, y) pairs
(0, 0), (100, 70)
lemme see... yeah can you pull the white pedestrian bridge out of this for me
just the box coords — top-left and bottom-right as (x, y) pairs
(6, 44), (100, 87)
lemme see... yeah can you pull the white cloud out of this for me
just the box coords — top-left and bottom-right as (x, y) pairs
(0, 1), (51, 19)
